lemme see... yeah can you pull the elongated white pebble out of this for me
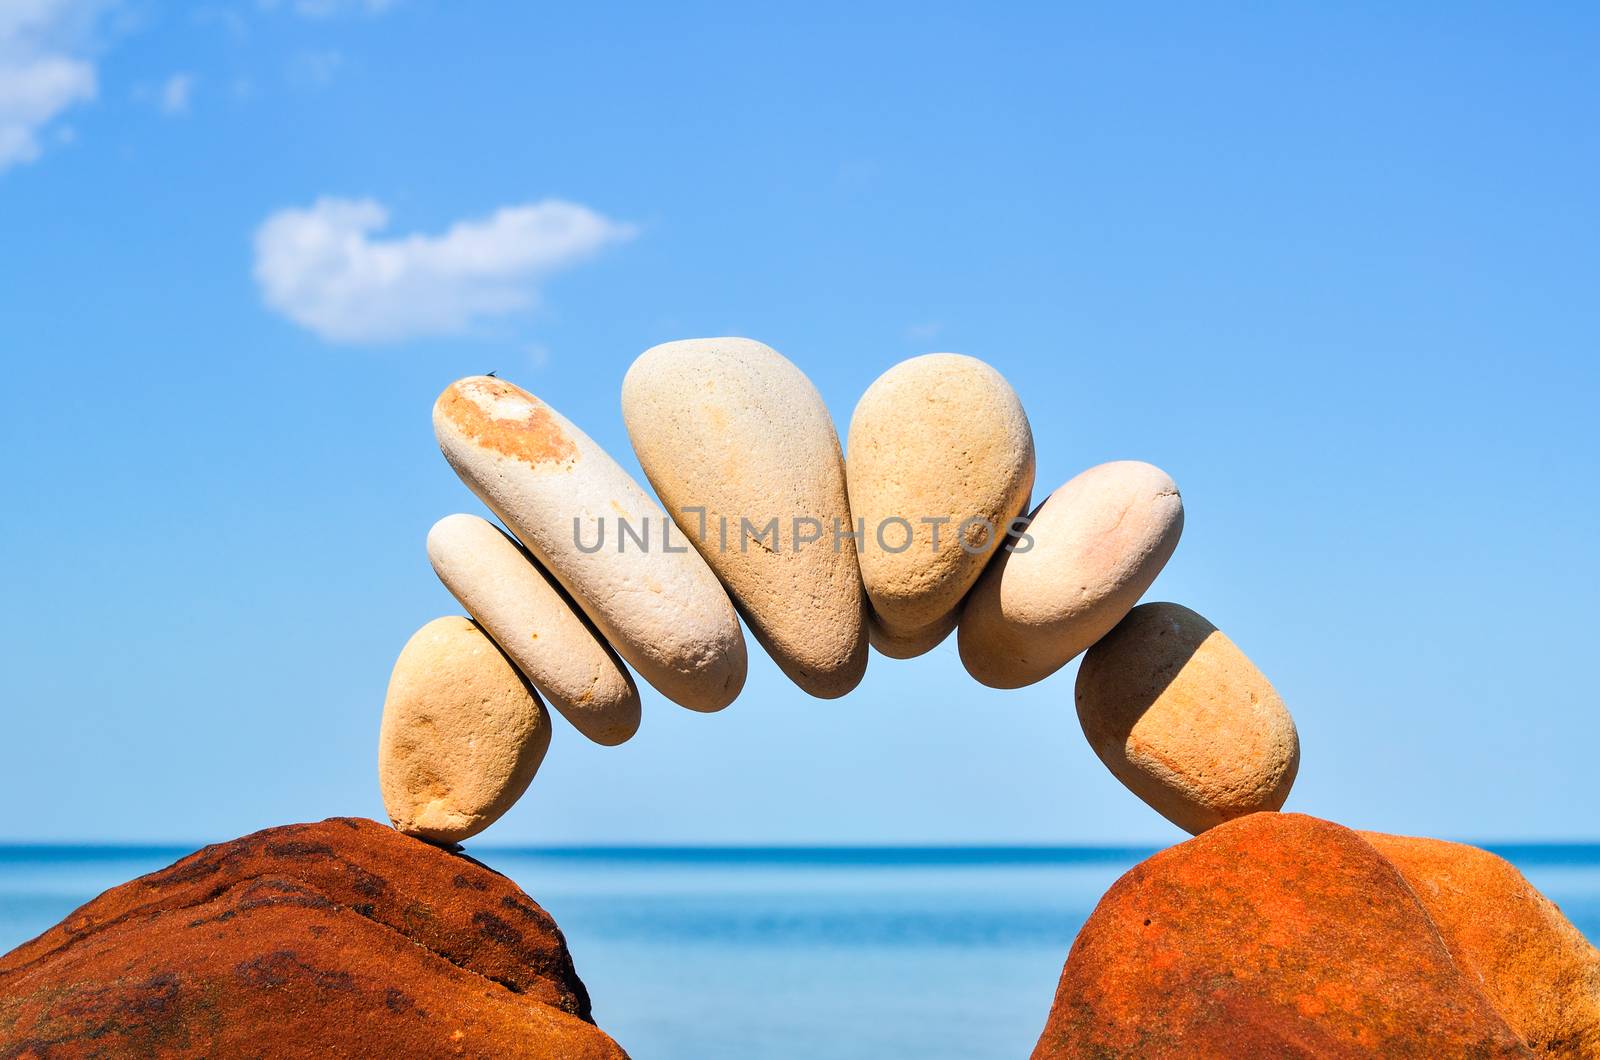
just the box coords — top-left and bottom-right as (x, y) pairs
(428, 513), (641, 745)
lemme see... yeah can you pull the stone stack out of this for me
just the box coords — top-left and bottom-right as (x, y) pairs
(378, 339), (1290, 841)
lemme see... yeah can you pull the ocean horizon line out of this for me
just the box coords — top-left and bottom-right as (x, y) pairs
(4, 839), (1600, 867)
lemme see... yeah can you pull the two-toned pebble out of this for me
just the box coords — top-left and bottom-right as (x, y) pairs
(959, 461), (1183, 688)
(1075, 602), (1299, 834)
(622, 338), (867, 698)
(845, 354), (1035, 657)
(428, 513), (641, 745)
(377, 616), (551, 843)
(433, 376), (746, 712)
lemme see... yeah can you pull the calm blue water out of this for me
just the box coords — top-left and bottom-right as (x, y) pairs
(3, 844), (1597, 1059)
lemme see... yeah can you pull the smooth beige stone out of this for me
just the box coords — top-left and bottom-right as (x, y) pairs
(866, 608), (957, 660)
(622, 338), (868, 698)
(428, 514), (641, 745)
(1076, 603), (1299, 835)
(845, 354), (1035, 658)
(959, 461), (1184, 689)
(377, 616), (551, 844)
(433, 376), (746, 712)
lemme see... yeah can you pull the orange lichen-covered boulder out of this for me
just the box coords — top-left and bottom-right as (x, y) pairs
(1032, 813), (1530, 1058)
(0, 817), (626, 1059)
(1363, 831), (1600, 1055)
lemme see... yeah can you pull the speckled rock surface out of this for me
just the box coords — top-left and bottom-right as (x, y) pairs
(1031, 813), (1529, 1058)
(1076, 602), (1299, 834)
(435, 375), (745, 712)
(1364, 831), (1600, 1055)
(0, 818), (627, 1059)
(623, 338), (867, 698)
(378, 616), (551, 843)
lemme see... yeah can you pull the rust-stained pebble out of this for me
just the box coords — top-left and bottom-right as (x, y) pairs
(433, 375), (746, 712)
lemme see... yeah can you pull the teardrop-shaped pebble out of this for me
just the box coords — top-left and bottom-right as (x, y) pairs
(428, 514), (641, 745)
(377, 616), (551, 843)
(1075, 602), (1299, 835)
(845, 354), (1035, 657)
(622, 338), (868, 698)
(434, 376), (746, 712)
(959, 461), (1183, 688)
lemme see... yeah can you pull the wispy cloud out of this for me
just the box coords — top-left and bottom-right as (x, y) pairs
(286, 48), (341, 88)
(907, 321), (944, 340)
(0, 1), (102, 174)
(158, 72), (195, 114)
(259, 0), (396, 17)
(253, 197), (636, 344)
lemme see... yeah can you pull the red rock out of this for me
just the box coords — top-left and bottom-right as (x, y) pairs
(0, 817), (626, 1059)
(1364, 831), (1600, 1056)
(1031, 813), (1530, 1058)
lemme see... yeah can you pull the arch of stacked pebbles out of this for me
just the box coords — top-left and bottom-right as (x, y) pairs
(378, 339), (1300, 843)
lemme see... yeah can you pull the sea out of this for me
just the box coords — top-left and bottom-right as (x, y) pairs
(3, 844), (1597, 1059)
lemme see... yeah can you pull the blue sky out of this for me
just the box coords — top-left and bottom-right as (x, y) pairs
(1, 2), (1596, 844)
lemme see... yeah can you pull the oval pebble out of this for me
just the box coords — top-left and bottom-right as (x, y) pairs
(959, 461), (1183, 688)
(434, 376), (746, 712)
(428, 513), (641, 745)
(377, 616), (551, 844)
(622, 338), (868, 698)
(845, 354), (1035, 657)
(1075, 602), (1299, 835)
(867, 608), (957, 660)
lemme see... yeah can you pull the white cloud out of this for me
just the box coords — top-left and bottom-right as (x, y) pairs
(0, 1), (101, 173)
(253, 197), (636, 344)
(159, 72), (194, 114)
